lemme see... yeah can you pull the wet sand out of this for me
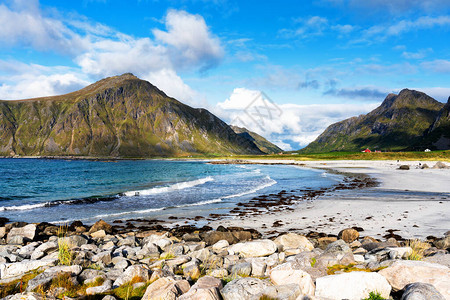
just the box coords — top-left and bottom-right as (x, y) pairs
(208, 160), (450, 239)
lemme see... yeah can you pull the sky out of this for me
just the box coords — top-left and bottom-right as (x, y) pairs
(1, 0), (450, 150)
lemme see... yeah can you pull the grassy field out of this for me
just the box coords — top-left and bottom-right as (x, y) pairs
(205, 150), (450, 162)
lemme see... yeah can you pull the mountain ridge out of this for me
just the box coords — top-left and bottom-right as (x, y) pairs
(0, 74), (263, 157)
(230, 125), (283, 154)
(301, 89), (447, 153)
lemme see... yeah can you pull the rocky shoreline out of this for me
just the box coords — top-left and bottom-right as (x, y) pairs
(1, 218), (449, 300)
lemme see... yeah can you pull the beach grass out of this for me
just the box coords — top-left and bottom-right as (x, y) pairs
(209, 150), (450, 162)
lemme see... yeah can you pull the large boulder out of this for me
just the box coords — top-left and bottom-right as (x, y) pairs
(178, 276), (222, 300)
(338, 228), (360, 243)
(203, 231), (238, 245)
(221, 277), (272, 300)
(89, 219), (112, 234)
(86, 279), (113, 295)
(59, 235), (88, 248)
(379, 260), (450, 298)
(270, 262), (315, 295)
(401, 282), (445, 300)
(6, 224), (36, 244)
(274, 233), (314, 251)
(0, 258), (58, 279)
(142, 277), (190, 300)
(229, 240), (277, 257)
(112, 264), (150, 288)
(315, 272), (391, 300)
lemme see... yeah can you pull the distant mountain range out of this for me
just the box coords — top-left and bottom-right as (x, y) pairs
(0, 73), (265, 157)
(231, 125), (283, 154)
(302, 89), (450, 153)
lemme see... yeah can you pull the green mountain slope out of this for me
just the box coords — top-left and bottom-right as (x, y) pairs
(422, 97), (450, 150)
(0, 73), (263, 157)
(230, 125), (283, 154)
(302, 89), (445, 153)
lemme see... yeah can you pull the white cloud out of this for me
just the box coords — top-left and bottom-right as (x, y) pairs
(415, 87), (450, 102)
(323, 0), (450, 14)
(215, 87), (379, 149)
(421, 59), (450, 74)
(0, 2), (224, 105)
(153, 9), (224, 70)
(0, 1), (87, 55)
(402, 48), (433, 59)
(143, 68), (199, 105)
(363, 16), (450, 41)
(0, 71), (90, 100)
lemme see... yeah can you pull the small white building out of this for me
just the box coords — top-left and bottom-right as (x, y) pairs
(424, 149), (431, 152)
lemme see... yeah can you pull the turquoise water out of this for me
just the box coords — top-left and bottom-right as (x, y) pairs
(0, 159), (341, 224)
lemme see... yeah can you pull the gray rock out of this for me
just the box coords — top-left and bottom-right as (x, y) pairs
(250, 258), (267, 277)
(7, 224), (36, 244)
(401, 282), (445, 300)
(60, 235), (88, 248)
(0, 258), (58, 279)
(230, 262), (252, 277)
(79, 269), (104, 281)
(117, 236), (136, 247)
(142, 277), (190, 299)
(325, 239), (351, 253)
(113, 264), (150, 287)
(274, 233), (314, 251)
(44, 265), (82, 275)
(183, 259), (201, 280)
(5, 292), (44, 300)
(315, 271), (391, 300)
(379, 260), (450, 298)
(221, 277), (272, 300)
(102, 296), (116, 300)
(229, 240), (277, 257)
(424, 253), (450, 268)
(432, 161), (449, 169)
(270, 262), (315, 296)
(26, 272), (56, 292)
(112, 257), (129, 269)
(7, 235), (25, 245)
(86, 279), (113, 295)
(92, 251), (112, 265)
(260, 283), (301, 300)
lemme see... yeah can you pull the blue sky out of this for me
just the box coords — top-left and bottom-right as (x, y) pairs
(1, 0), (450, 150)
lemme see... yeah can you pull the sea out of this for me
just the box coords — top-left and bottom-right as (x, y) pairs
(0, 158), (342, 224)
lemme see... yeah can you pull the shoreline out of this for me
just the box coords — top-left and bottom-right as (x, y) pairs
(1, 159), (449, 240)
(206, 159), (450, 240)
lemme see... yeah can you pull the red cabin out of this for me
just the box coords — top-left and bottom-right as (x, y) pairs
(362, 148), (371, 153)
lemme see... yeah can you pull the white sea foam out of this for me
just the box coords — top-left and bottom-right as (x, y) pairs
(0, 202), (49, 211)
(175, 198), (222, 208)
(222, 176), (277, 199)
(123, 176), (214, 197)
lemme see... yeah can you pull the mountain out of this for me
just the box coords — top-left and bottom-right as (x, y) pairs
(423, 97), (450, 150)
(0, 73), (263, 157)
(302, 89), (445, 153)
(230, 125), (283, 154)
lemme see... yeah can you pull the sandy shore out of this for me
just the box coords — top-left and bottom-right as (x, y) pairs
(209, 159), (450, 239)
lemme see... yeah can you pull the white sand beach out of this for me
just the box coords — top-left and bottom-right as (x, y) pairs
(210, 160), (450, 239)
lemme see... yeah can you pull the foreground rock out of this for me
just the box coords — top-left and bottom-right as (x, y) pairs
(142, 277), (190, 299)
(0, 219), (449, 300)
(379, 260), (450, 298)
(315, 272), (391, 300)
(401, 282), (445, 300)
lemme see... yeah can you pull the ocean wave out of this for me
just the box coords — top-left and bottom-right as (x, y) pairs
(175, 198), (222, 208)
(0, 202), (49, 211)
(123, 176), (214, 197)
(0, 195), (119, 211)
(223, 176), (277, 199)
